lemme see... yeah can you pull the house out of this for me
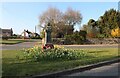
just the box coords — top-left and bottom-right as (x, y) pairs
(21, 29), (40, 39)
(21, 29), (30, 38)
(0, 28), (13, 37)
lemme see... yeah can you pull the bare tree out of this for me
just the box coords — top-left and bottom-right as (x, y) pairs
(63, 7), (82, 26)
(39, 7), (83, 38)
(39, 7), (63, 26)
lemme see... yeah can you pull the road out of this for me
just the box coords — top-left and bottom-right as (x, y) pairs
(65, 62), (119, 76)
(0, 42), (118, 50)
(1, 42), (40, 50)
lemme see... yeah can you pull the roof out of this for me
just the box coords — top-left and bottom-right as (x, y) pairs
(1, 28), (13, 32)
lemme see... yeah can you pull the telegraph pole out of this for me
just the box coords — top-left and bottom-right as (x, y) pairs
(35, 25), (36, 33)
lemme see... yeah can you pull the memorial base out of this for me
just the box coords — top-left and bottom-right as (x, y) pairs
(42, 43), (54, 50)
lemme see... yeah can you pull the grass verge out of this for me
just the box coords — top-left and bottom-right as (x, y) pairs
(2, 48), (119, 77)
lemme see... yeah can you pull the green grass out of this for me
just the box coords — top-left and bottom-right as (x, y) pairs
(2, 48), (119, 77)
(0, 39), (35, 45)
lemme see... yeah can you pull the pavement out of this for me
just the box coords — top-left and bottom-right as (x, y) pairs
(67, 62), (119, 76)
(62, 44), (119, 49)
(31, 59), (119, 78)
(0, 42), (118, 50)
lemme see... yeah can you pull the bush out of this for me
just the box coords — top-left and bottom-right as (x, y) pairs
(96, 34), (111, 38)
(2, 35), (21, 39)
(2, 36), (9, 40)
(51, 31), (87, 45)
(64, 33), (85, 45)
(30, 36), (42, 39)
(52, 38), (65, 44)
(96, 34), (105, 38)
(22, 45), (87, 62)
(111, 27), (120, 38)
(79, 30), (87, 40)
(9, 36), (17, 39)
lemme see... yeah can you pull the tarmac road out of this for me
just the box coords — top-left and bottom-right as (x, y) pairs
(1, 42), (118, 50)
(1, 42), (40, 50)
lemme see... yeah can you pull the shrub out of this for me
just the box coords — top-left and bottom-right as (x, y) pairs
(79, 30), (87, 40)
(2, 36), (9, 40)
(111, 27), (120, 37)
(30, 36), (42, 39)
(96, 34), (106, 38)
(52, 38), (65, 44)
(64, 33), (85, 44)
(22, 45), (87, 62)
